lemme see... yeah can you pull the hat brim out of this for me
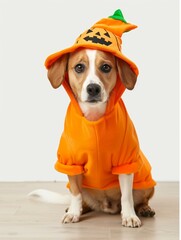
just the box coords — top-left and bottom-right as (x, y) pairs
(45, 42), (139, 76)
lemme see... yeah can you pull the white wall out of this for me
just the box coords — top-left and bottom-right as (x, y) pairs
(0, 0), (179, 182)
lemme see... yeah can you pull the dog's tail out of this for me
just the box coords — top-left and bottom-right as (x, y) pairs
(27, 189), (71, 204)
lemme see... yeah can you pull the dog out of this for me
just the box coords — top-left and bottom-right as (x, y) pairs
(29, 9), (156, 228)
(29, 48), (155, 228)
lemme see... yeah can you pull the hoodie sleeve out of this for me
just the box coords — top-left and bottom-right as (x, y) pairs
(54, 133), (85, 176)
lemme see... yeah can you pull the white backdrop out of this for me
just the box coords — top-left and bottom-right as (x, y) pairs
(0, 0), (179, 182)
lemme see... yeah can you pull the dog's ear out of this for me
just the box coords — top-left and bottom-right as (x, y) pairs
(116, 58), (137, 90)
(47, 54), (68, 89)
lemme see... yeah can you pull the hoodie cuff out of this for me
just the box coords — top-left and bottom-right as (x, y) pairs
(112, 161), (140, 175)
(55, 161), (84, 176)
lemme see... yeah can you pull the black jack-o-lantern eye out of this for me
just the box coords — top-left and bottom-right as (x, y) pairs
(83, 29), (112, 46)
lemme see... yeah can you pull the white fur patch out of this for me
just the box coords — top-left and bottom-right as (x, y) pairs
(80, 50), (108, 103)
(119, 174), (141, 227)
(62, 193), (83, 223)
(78, 101), (107, 121)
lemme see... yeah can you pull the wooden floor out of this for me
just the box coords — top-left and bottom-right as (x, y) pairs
(0, 182), (179, 240)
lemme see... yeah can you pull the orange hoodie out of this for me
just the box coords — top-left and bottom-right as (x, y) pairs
(54, 79), (156, 190)
(45, 10), (156, 190)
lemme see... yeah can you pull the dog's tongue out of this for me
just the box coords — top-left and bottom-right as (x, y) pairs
(92, 9), (137, 37)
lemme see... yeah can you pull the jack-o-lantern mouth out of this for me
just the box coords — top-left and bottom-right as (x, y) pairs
(84, 35), (112, 46)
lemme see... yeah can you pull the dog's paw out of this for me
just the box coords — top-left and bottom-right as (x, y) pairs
(121, 214), (141, 228)
(137, 204), (155, 217)
(62, 193), (82, 224)
(62, 213), (80, 224)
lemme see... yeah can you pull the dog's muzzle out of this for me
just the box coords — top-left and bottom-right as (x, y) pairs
(86, 83), (101, 102)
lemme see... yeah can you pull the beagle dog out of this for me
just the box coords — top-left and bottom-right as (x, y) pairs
(30, 48), (155, 228)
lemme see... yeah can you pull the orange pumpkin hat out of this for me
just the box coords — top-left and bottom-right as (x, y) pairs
(45, 9), (139, 76)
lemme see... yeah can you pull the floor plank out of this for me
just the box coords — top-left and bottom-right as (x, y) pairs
(0, 182), (179, 240)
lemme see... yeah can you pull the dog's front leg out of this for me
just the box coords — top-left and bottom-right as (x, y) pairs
(62, 174), (83, 223)
(119, 174), (141, 227)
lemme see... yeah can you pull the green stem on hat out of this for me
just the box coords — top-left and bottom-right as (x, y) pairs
(109, 9), (127, 23)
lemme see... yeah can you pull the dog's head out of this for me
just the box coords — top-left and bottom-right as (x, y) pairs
(47, 48), (137, 106)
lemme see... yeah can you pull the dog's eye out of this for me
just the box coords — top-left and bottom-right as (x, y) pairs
(100, 64), (112, 73)
(74, 64), (85, 73)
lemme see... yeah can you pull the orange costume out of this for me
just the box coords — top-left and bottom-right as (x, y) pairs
(45, 10), (156, 190)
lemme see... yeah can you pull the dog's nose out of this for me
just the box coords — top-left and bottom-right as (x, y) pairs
(86, 84), (101, 97)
